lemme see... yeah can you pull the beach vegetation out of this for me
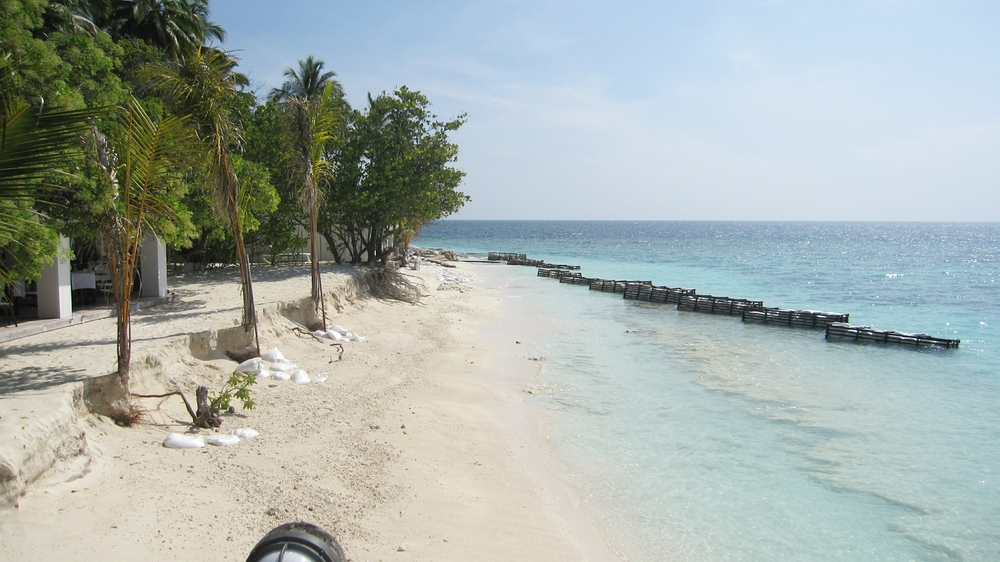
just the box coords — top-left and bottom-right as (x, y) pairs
(268, 54), (337, 103)
(321, 87), (467, 265)
(0, 46), (105, 283)
(143, 46), (264, 353)
(1, 0), (468, 403)
(210, 371), (256, 414)
(272, 56), (345, 327)
(236, 98), (306, 265)
(102, 0), (225, 60)
(91, 97), (197, 385)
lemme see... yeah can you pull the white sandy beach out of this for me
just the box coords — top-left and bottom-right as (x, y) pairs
(0, 261), (622, 561)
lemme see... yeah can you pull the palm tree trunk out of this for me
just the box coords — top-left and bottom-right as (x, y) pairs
(110, 248), (131, 388)
(227, 184), (260, 355)
(309, 205), (327, 329)
(233, 220), (260, 353)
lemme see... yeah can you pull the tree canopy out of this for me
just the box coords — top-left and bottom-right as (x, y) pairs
(1, 0), (469, 284)
(322, 87), (468, 264)
(0, 0), (470, 386)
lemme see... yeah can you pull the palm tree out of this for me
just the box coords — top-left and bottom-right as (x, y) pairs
(144, 47), (260, 353)
(91, 97), (195, 386)
(278, 80), (342, 327)
(42, 0), (104, 36)
(268, 56), (342, 102)
(106, 0), (224, 58)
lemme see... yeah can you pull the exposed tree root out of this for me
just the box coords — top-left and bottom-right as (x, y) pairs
(108, 402), (145, 427)
(356, 266), (425, 303)
(291, 327), (345, 360)
(292, 326), (327, 343)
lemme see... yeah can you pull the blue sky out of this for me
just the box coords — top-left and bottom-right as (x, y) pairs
(212, 1), (1000, 220)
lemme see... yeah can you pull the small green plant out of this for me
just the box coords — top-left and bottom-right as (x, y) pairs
(210, 372), (257, 414)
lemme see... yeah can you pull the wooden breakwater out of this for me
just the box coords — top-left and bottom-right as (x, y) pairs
(677, 294), (763, 316)
(825, 323), (959, 349)
(590, 279), (652, 293)
(489, 252), (526, 261)
(537, 268), (582, 280)
(742, 307), (850, 328)
(500, 252), (958, 350)
(492, 252), (581, 269)
(623, 283), (693, 304)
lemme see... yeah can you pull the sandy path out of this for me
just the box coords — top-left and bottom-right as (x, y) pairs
(0, 262), (621, 561)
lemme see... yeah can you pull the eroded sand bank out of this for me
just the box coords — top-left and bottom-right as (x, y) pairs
(0, 262), (621, 561)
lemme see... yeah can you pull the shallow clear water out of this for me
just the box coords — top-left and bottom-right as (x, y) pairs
(416, 221), (1000, 562)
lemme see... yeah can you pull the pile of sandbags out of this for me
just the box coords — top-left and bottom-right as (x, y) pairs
(163, 427), (259, 449)
(311, 324), (366, 343)
(235, 348), (314, 384)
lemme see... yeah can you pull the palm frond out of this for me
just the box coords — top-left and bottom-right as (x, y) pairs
(0, 99), (99, 200)
(116, 97), (194, 230)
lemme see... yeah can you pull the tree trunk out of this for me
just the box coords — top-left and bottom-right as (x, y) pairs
(320, 230), (343, 265)
(232, 209), (260, 355)
(194, 386), (222, 428)
(225, 168), (261, 355)
(309, 205), (327, 328)
(112, 250), (131, 390)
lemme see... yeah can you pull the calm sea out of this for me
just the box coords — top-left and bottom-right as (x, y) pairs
(415, 221), (1000, 562)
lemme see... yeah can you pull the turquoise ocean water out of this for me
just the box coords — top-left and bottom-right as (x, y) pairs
(415, 221), (1000, 562)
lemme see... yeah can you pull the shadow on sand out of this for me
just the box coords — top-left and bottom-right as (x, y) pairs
(0, 364), (91, 396)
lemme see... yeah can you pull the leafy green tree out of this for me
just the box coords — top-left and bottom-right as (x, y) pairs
(323, 87), (467, 264)
(172, 154), (276, 265)
(0, 44), (104, 283)
(0, 0), (137, 283)
(237, 97), (303, 264)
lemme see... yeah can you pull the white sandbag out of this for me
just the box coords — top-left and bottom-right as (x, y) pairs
(254, 368), (272, 380)
(261, 347), (288, 363)
(313, 329), (328, 338)
(206, 434), (241, 446)
(326, 329), (343, 341)
(235, 357), (262, 373)
(163, 433), (205, 449)
(347, 332), (366, 342)
(269, 362), (298, 373)
(231, 428), (259, 440)
(271, 371), (291, 381)
(291, 370), (310, 384)
(314, 373), (329, 383)
(330, 324), (349, 335)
